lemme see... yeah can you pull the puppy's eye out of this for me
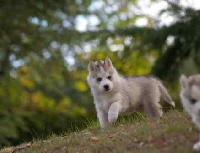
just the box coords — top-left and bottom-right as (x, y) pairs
(189, 98), (197, 105)
(107, 76), (112, 80)
(97, 78), (102, 82)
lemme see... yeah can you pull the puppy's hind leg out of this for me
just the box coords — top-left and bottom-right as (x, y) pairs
(143, 95), (163, 118)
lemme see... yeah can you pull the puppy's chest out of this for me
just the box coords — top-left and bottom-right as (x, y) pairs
(96, 93), (121, 111)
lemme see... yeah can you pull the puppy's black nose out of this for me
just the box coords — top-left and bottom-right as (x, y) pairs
(104, 85), (110, 91)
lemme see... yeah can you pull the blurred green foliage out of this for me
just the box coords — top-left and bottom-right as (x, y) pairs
(0, 0), (200, 148)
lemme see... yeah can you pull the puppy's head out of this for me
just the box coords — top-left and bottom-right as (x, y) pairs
(87, 57), (118, 92)
(180, 74), (200, 124)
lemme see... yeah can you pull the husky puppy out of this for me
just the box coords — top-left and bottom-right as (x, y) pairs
(180, 74), (200, 151)
(87, 57), (175, 128)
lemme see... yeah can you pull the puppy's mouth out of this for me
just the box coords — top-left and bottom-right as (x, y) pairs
(104, 88), (110, 91)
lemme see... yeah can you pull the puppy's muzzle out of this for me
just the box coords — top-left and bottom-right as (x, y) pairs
(103, 85), (110, 91)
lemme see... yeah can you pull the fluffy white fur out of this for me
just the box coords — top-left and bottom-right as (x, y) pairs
(87, 57), (175, 129)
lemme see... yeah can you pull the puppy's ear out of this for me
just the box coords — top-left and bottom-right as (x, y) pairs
(88, 61), (95, 72)
(180, 74), (188, 88)
(105, 57), (112, 67)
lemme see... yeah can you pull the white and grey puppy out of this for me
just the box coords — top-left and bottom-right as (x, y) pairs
(180, 74), (200, 151)
(87, 57), (175, 128)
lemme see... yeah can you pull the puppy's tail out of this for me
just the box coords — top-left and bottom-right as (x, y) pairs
(159, 83), (175, 107)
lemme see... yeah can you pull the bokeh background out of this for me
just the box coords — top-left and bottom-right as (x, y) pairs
(0, 0), (200, 148)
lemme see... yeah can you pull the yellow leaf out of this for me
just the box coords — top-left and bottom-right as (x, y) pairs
(60, 97), (71, 107)
(97, 52), (105, 60)
(22, 80), (33, 88)
(31, 94), (40, 103)
(74, 81), (88, 92)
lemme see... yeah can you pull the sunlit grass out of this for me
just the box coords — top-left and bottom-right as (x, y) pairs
(83, 117), (100, 129)
(116, 112), (146, 125)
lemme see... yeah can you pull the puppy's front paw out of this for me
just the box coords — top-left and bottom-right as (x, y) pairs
(193, 141), (200, 151)
(108, 113), (118, 123)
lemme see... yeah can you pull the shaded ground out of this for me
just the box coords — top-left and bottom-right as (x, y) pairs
(0, 110), (198, 153)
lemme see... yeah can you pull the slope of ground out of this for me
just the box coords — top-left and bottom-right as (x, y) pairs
(1, 110), (198, 153)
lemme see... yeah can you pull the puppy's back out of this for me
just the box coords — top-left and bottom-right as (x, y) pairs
(122, 75), (161, 101)
(123, 75), (161, 91)
(123, 75), (174, 107)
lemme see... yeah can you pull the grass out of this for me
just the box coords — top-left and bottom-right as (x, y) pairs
(0, 110), (199, 153)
